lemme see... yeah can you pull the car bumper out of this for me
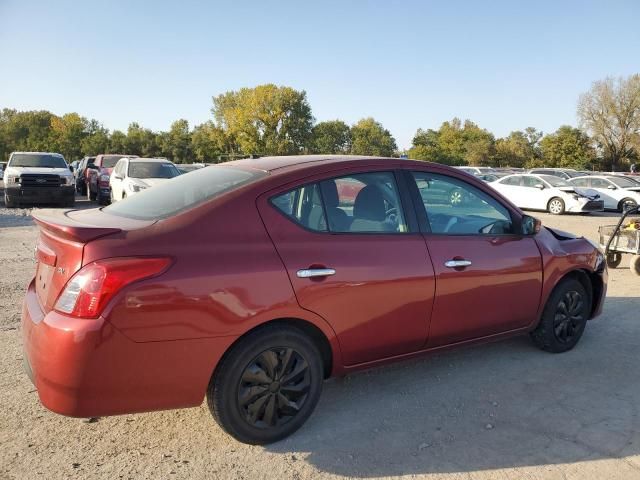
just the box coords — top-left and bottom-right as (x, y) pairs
(5, 186), (74, 204)
(567, 199), (605, 213)
(21, 280), (235, 417)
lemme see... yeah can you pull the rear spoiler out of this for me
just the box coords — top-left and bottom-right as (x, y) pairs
(32, 210), (122, 243)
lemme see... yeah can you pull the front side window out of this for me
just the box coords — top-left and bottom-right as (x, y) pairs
(271, 171), (408, 233)
(522, 176), (544, 188)
(591, 178), (612, 189)
(412, 172), (513, 235)
(571, 178), (590, 187)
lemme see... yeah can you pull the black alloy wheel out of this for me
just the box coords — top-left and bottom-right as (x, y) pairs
(238, 347), (311, 429)
(552, 290), (584, 344)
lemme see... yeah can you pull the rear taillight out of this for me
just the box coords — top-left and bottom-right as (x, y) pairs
(54, 257), (172, 318)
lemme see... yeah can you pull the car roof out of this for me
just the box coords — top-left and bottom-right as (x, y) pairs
(128, 158), (174, 163)
(10, 151), (63, 156)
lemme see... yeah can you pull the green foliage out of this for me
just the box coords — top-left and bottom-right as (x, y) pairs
(539, 126), (595, 170)
(191, 121), (229, 162)
(494, 129), (542, 168)
(310, 120), (351, 154)
(161, 119), (192, 163)
(212, 84), (313, 156)
(350, 118), (397, 157)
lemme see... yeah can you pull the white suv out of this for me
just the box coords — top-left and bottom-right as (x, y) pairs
(109, 157), (181, 202)
(3, 152), (75, 208)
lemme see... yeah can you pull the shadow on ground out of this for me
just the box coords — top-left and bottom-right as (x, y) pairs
(267, 296), (640, 477)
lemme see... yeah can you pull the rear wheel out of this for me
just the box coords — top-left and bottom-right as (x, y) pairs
(547, 197), (565, 215)
(207, 325), (324, 445)
(88, 186), (96, 201)
(449, 188), (464, 206)
(631, 255), (640, 276)
(530, 278), (590, 353)
(619, 198), (637, 213)
(606, 252), (622, 268)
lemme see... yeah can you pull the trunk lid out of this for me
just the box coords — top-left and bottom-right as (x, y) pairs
(32, 208), (155, 313)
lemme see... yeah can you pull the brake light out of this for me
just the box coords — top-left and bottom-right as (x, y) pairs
(54, 257), (172, 318)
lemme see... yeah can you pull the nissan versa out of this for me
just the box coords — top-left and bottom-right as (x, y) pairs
(22, 156), (607, 444)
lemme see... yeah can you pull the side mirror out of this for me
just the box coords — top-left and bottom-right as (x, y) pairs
(534, 183), (545, 190)
(114, 175), (123, 180)
(607, 184), (617, 190)
(69, 165), (74, 172)
(521, 215), (541, 235)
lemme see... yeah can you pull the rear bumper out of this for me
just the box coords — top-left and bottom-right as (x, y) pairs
(6, 186), (74, 204)
(21, 280), (236, 417)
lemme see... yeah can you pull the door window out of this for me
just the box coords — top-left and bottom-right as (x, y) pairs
(571, 178), (590, 187)
(412, 172), (514, 235)
(500, 175), (522, 186)
(591, 178), (611, 189)
(271, 171), (408, 233)
(522, 176), (543, 188)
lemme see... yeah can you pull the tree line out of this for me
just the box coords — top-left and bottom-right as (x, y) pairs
(1, 75), (639, 170)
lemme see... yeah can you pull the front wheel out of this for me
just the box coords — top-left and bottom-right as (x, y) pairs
(530, 278), (591, 353)
(606, 252), (622, 268)
(631, 255), (640, 276)
(619, 198), (638, 213)
(207, 325), (324, 445)
(4, 193), (16, 208)
(88, 186), (97, 201)
(547, 197), (565, 215)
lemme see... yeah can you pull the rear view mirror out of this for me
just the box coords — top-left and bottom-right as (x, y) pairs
(521, 215), (541, 235)
(534, 183), (545, 190)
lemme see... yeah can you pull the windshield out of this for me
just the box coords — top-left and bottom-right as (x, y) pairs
(540, 175), (569, 187)
(102, 155), (126, 168)
(609, 176), (639, 188)
(104, 166), (267, 220)
(9, 153), (67, 168)
(128, 162), (180, 179)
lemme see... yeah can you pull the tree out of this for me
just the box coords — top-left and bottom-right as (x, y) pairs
(349, 118), (397, 156)
(81, 119), (110, 156)
(191, 121), (229, 162)
(125, 123), (161, 157)
(540, 126), (595, 170)
(494, 128), (542, 168)
(310, 120), (351, 154)
(161, 119), (192, 163)
(50, 112), (87, 160)
(109, 130), (127, 153)
(212, 84), (314, 155)
(577, 74), (640, 170)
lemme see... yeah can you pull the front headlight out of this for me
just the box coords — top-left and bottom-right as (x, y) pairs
(61, 175), (74, 185)
(5, 175), (21, 186)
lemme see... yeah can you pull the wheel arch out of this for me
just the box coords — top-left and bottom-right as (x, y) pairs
(550, 268), (602, 319)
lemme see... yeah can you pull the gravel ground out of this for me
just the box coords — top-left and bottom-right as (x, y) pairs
(1, 187), (640, 480)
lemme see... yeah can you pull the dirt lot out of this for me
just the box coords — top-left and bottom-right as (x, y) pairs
(1, 190), (640, 480)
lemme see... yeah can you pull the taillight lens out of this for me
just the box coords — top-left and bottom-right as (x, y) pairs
(54, 257), (172, 318)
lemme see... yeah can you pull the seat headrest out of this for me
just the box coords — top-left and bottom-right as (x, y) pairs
(353, 185), (386, 222)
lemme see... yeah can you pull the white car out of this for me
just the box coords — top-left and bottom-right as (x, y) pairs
(456, 166), (496, 175)
(491, 173), (604, 215)
(568, 175), (640, 211)
(109, 158), (181, 202)
(3, 152), (75, 208)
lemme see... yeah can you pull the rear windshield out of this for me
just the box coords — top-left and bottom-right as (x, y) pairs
(104, 166), (266, 220)
(128, 162), (180, 179)
(9, 153), (66, 168)
(102, 155), (127, 168)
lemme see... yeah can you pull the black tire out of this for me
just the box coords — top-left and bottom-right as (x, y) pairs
(97, 189), (110, 206)
(530, 278), (591, 353)
(64, 197), (76, 208)
(207, 325), (324, 445)
(4, 193), (16, 208)
(547, 197), (565, 215)
(88, 186), (97, 201)
(606, 252), (622, 268)
(619, 198), (637, 213)
(630, 255), (640, 276)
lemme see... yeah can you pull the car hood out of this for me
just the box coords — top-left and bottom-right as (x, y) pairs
(4, 166), (70, 177)
(130, 178), (173, 188)
(558, 186), (600, 200)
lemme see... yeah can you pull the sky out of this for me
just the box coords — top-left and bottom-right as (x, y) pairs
(1, 0), (638, 149)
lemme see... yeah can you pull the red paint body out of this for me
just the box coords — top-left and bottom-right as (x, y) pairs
(22, 156), (607, 418)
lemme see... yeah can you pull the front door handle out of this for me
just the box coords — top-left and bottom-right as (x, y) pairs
(297, 268), (336, 278)
(444, 259), (472, 268)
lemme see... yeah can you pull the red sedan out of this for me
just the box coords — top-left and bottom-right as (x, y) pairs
(22, 155), (607, 444)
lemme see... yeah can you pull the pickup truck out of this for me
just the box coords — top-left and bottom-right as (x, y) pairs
(86, 154), (138, 205)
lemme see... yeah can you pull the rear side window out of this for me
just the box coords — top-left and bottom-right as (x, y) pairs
(500, 176), (522, 186)
(271, 171), (408, 233)
(104, 166), (266, 220)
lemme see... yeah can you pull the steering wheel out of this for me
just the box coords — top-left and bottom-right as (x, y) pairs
(385, 207), (398, 225)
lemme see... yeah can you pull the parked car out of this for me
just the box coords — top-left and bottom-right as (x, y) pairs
(86, 154), (138, 205)
(3, 152), (75, 208)
(568, 175), (640, 211)
(74, 156), (95, 195)
(109, 157), (181, 202)
(456, 166), (496, 175)
(22, 156), (606, 445)
(476, 172), (510, 183)
(527, 168), (582, 180)
(491, 173), (604, 215)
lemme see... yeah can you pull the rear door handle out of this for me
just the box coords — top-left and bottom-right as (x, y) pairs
(297, 268), (336, 278)
(444, 259), (472, 268)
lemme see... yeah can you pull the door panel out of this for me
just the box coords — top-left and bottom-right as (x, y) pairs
(424, 235), (542, 346)
(257, 170), (436, 366)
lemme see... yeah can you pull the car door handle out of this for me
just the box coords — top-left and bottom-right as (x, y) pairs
(444, 259), (472, 268)
(296, 268), (336, 278)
